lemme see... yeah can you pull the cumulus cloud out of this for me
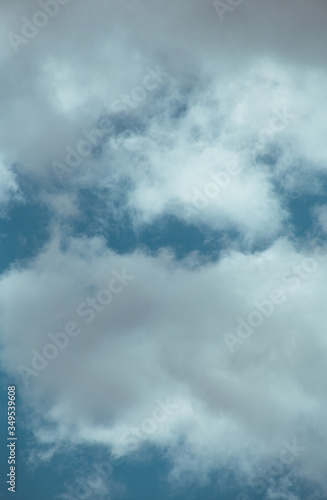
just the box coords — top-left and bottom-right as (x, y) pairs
(0, 0), (326, 242)
(0, 232), (326, 490)
(1, 0), (327, 496)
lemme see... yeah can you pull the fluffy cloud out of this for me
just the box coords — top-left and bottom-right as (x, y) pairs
(0, 0), (326, 244)
(1, 0), (327, 496)
(0, 232), (326, 490)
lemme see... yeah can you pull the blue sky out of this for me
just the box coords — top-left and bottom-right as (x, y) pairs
(1, 1), (327, 499)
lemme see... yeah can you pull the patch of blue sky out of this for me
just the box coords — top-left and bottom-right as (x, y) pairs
(70, 187), (241, 262)
(0, 201), (51, 274)
(0, 369), (61, 500)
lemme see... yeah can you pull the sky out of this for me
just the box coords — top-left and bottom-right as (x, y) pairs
(0, 0), (327, 499)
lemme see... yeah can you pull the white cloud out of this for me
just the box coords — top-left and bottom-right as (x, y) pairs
(1, 0), (327, 495)
(0, 160), (20, 215)
(0, 0), (326, 238)
(0, 233), (326, 490)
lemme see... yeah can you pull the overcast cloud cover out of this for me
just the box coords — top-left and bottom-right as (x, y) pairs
(1, 1), (327, 499)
